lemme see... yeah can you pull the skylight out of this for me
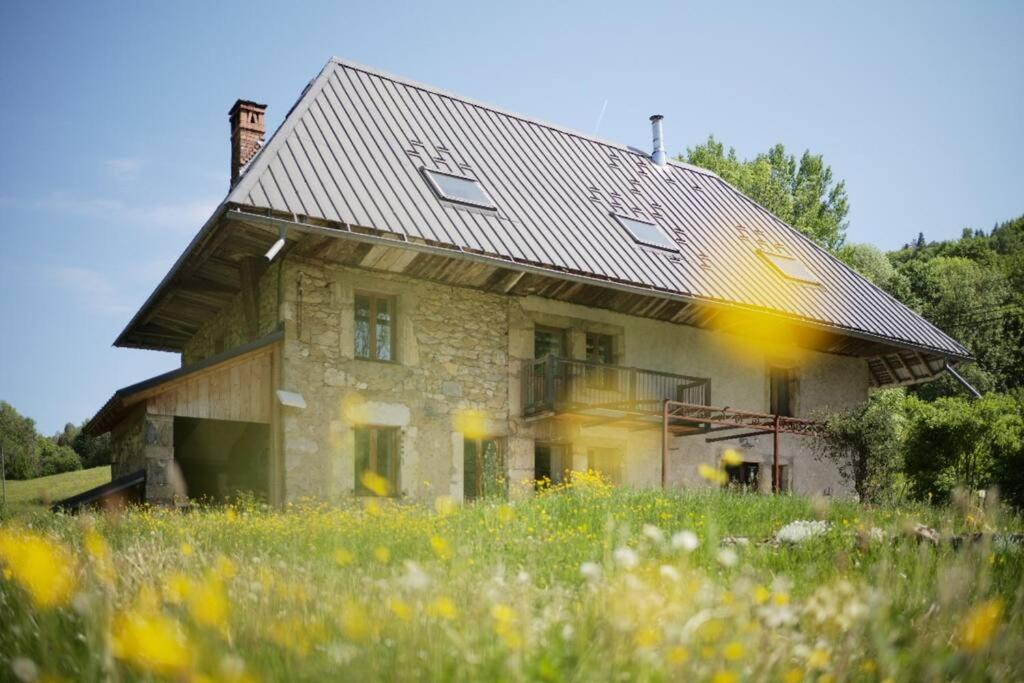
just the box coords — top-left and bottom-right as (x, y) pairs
(759, 251), (821, 285)
(422, 168), (496, 209)
(613, 214), (677, 251)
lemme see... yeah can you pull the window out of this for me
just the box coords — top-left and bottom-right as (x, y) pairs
(355, 294), (395, 361)
(463, 437), (507, 501)
(759, 251), (821, 285)
(534, 443), (566, 488)
(422, 168), (496, 209)
(354, 427), (399, 495)
(769, 366), (795, 417)
(587, 447), (622, 485)
(726, 462), (760, 492)
(534, 326), (566, 359)
(585, 332), (617, 389)
(613, 214), (678, 251)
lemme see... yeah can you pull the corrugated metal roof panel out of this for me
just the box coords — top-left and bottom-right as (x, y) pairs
(225, 57), (969, 359)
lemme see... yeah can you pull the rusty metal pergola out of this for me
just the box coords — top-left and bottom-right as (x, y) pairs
(661, 400), (820, 494)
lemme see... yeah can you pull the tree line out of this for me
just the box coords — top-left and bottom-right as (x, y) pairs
(0, 401), (110, 480)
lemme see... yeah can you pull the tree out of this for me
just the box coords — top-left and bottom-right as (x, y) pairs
(0, 401), (40, 479)
(836, 243), (915, 303)
(814, 389), (907, 503)
(71, 422), (112, 468)
(35, 437), (82, 477)
(684, 136), (849, 250)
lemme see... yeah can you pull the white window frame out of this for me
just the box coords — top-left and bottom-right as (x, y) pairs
(612, 213), (678, 252)
(758, 251), (821, 285)
(422, 168), (496, 210)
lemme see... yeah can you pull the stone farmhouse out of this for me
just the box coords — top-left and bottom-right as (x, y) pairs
(84, 58), (970, 506)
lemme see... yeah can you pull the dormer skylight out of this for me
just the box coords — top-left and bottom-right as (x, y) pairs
(613, 214), (677, 251)
(422, 168), (496, 209)
(759, 251), (821, 285)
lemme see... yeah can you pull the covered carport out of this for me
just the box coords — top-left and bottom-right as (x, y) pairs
(84, 330), (283, 505)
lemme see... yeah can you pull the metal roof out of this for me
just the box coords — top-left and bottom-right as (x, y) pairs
(223, 58), (968, 359)
(136, 57), (969, 360)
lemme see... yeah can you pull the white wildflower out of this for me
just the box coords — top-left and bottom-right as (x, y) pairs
(716, 547), (738, 568)
(614, 547), (640, 570)
(642, 524), (665, 544)
(11, 658), (38, 683)
(400, 560), (430, 590)
(776, 520), (830, 544)
(517, 570), (531, 584)
(561, 623), (575, 640)
(671, 530), (700, 552)
(659, 564), (681, 582)
(580, 561), (602, 581)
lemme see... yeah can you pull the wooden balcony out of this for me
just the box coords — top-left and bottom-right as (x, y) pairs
(521, 356), (711, 429)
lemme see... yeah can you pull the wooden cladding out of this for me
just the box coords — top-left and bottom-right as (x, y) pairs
(143, 346), (274, 424)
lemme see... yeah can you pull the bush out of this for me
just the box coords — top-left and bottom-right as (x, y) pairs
(814, 389), (907, 504)
(903, 393), (1024, 507)
(35, 438), (82, 477)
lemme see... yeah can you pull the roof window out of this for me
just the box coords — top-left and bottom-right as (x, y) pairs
(613, 214), (677, 251)
(759, 251), (821, 285)
(422, 168), (495, 209)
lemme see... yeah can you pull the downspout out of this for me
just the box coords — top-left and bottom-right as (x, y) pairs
(943, 361), (982, 399)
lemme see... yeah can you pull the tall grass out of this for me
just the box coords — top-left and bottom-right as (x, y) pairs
(1, 475), (1022, 681)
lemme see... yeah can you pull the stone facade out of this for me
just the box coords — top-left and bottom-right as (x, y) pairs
(110, 408), (178, 502)
(116, 251), (872, 504)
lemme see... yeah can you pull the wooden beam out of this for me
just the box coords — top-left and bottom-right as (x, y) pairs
(239, 256), (264, 340)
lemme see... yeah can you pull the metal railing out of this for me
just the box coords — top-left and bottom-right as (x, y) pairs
(522, 356), (710, 416)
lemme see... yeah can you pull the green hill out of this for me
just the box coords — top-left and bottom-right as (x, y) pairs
(1, 465), (111, 515)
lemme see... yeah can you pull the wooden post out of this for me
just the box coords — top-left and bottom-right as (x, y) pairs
(772, 414), (780, 494)
(661, 400), (669, 489)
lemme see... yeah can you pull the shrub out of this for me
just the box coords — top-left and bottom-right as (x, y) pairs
(35, 438), (82, 477)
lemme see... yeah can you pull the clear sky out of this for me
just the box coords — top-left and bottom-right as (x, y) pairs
(1, 0), (1021, 435)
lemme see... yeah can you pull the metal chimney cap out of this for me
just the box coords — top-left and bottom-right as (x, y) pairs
(649, 114), (664, 122)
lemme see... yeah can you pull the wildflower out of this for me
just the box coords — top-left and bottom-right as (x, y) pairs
(783, 667), (805, 683)
(754, 584), (771, 605)
(807, 648), (831, 670)
(614, 547), (639, 570)
(634, 626), (661, 649)
(580, 561), (602, 581)
(188, 576), (230, 637)
(84, 529), (114, 586)
(361, 470), (391, 497)
(712, 670), (738, 683)
(374, 546), (391, 564)
(698, 464), (728, 485)
(180, 542), (194, 557)
(401, 561), (431, 590)
(10, 657), (37, 683)
(341, 603), (372, 642)
(672, 530), (700, 552)
(111, 610), (192, 677)
(497, 505), (515, 523)
(668, 646), (690, 665)
(162, 572), (192, 605)
(722, 449), (744, 467)
(430, 535), (453, 561)
(492, 603), (523, 649)
(334, 548), (355, 566)
(389, 597), (413, 621)
(642, 524), (665, 544)
(659, 565), (681, 582)
(723, 641), (744, 661)
(0, 529), (77, 609)
(427, 596), (458, 620)
(716, 548), (738, 568)
(959, 599), (1003, 653)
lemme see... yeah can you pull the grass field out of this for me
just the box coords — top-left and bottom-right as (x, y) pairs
(1, 465), (111, 515)
(1, 472), (1022, 682)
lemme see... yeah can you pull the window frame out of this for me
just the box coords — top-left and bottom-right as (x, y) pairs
(769, 365), (796, 417)
(758, 250), (821, 285)
(463, 436), (507, 501)
(584, 331), (618, 390)
(422, 167), (497, 210)
(354, 426), (400, 496)
(354, 292), (397, 363)
(533, 325), (568, 360)
(612, 213), (679, 252)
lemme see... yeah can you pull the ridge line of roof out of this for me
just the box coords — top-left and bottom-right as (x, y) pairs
(326, 56), (719, 179)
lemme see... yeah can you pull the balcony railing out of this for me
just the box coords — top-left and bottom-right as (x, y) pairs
(522, 356), (711, 417)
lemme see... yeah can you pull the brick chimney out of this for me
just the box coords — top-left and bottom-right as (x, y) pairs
(229, 99), (267, 187)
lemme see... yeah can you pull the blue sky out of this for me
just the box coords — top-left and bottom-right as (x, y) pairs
(1, 1), (1021, 435)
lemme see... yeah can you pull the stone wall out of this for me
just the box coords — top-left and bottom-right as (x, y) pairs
(277, 258), (510, 501)
(109, 408), (177, 503)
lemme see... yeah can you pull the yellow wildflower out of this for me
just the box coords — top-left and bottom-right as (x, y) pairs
(807, 648), (830, 670)
(180, 543), (194, 557)
(374, 546), (391, 564)
(634, 626), (661, 649)
(188, 577), (230, 637)
(430, 535), (453, 561)
(698, 464), (728, 485)
(723, 641), (744, 661)
(84, 529), (114, 586)
(712, 671), (738, 683)
(959, 599), (1003, 653)
(0, 529), (77, 609)
(754, 584), (771, 605)
(668, 646), (690, 665)
(361, 470), (392, 497)
(783, 667), (805, 683)
(111, 610), (192, 676)
(342, 603), (372, 642)
(162, 572), (192, 605)
(434, 496), (457, 517)
(722, 449), (744, 467)
(389, 597), (413, 621)
(427, 596), (458, 620)
(334, 548), (355, 566)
